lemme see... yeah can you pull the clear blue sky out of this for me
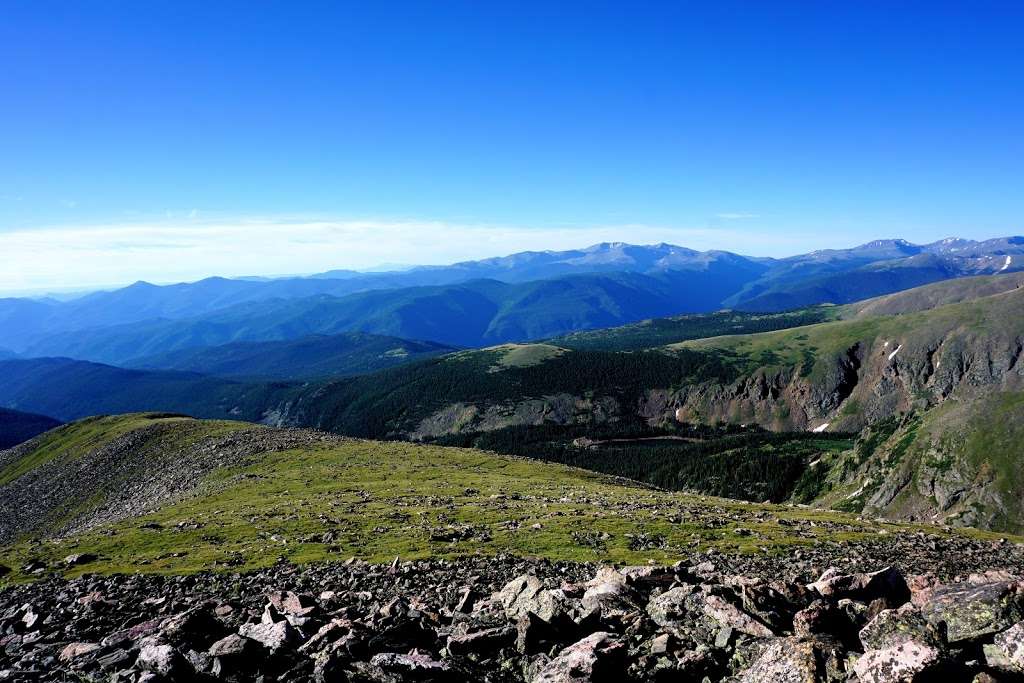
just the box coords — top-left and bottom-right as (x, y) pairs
(1, 1), (1022, 291)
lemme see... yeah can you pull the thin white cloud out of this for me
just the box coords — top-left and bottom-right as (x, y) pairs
(60, 199), (79, 208)
(716, 212), (759, 220)
(0, 216), (825, 294)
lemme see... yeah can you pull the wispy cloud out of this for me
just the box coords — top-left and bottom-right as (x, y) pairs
(59, 199), (79, 208)
(0, 216), (825, 294)
(716, 212), (759, 220)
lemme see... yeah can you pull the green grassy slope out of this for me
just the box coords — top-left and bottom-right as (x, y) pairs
(1, 414), (1011, 583)
(675, 277), (1024, 378)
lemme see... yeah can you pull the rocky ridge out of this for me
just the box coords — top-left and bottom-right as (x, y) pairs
(0, 416), (336, 545)
(5, 552), (1024, 682)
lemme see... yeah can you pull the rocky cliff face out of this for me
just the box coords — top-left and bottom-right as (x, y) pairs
(662, 328), (1024, 434)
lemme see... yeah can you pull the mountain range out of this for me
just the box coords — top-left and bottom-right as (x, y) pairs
(3, 270), (1023, 533)
(2, 237), (1020, 368)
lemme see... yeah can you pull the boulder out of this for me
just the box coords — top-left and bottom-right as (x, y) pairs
(497, 574), (572, 622)
(160, 607), (226, 650)
(793, 600), (858, 646)
(531, 632), (625, 683)
(137, 636), (193, 678)
(370, 649), (452, 677)
(268, 590), (319, 617)
(852, 640), (943, 683)
(63, 553), (97, 567)
(918, 580), (1024, 645)
(239, 619), (298, 653)
(581, 567), (642, 619)
(859, 603), (943, 651)
(738, 637), (820, 683)
(647, 585), (697, 627)
(447, 625), (515, 656)
(209, 634), (263, 677)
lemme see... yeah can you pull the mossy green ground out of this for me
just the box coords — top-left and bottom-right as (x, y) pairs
(2, 415), (1017, 585)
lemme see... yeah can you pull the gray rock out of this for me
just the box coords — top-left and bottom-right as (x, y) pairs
(63, 553), (97, 567)
(581, 567), (642, 619)
(701, 593), (775, 638)
(58, 641), (100, 662)
(447, 625), (515, 656)
(370, 649), (451, 675)
(209, 632), (263, 678)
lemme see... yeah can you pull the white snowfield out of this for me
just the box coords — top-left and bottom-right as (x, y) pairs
(888, 344), (902, 361)
(812, 422), (830, 433)
(846, 482), (867, 500)
(1000, 255), (1013, 271)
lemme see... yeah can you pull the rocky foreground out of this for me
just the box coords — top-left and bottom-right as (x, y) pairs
(4, 546), (1024, 682)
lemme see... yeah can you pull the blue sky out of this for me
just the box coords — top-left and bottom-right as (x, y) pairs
(1, 1), (1023, 292)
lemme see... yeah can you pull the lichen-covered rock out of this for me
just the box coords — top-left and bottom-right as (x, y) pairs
(580, 567), (642, 619)
(647, 585), (697, 628)
(852, 640), (942, 683)
(986, 621), (1024, 673)
(238, 619), (297, 653)
(859, 603), (944, 651)
(58, 642), (100, 662)
(370, 650), (452, 676)
(738, 637), (821, 683)
(918, 580), (1024, 645)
